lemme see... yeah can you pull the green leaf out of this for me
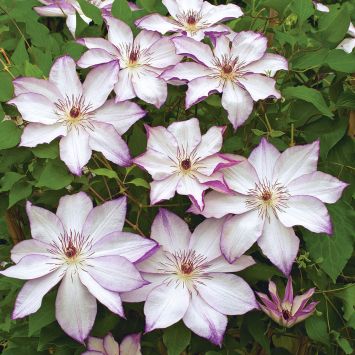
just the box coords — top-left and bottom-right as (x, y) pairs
(291, 49), (328, 70)
(77, 0), (103, 25)
(290, 0), (314, 25)
(283, 86), (333, 118)
(325, 50), (355, 73)
(31, 142), (59, 159)
(92, 168), (119, 179)
(127, 178), (149, 189)
(331, 330), (353, 354)
(0, 121), (22, 150)
(0, 172), (24, 192)
(305, 316), (330, 347)
(0, 72), (14, 101)
(11, 39), (29, 68)
(333, 284), (355, 322)
(111, 0), (133, 24)
(246, 312), (270, 354)
(270, 130), (285, 138)
(163, 322), (191, 355)
(36, 159), (73, 190)
(251, 129), (265, 136)
(24, 61), (44, 78)
(9, 180), (32, 208)
(303, 201), (354, 282)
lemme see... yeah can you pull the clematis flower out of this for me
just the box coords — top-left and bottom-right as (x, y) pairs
(257, 277), (318, 327)
(161, 32), (288, 129)
(77, 16), (182, 108)
(135, 0), (243, 41)
(133, 118), (238, 210)
(0, 193), (157, 343)
(190, 139), (347, 275)
(83, 332), (141, 355)
(121, 209), (257, 346)
(313, 1), (330, 13)
(34, 1), (138, 37)
(336, 22), (355, 53)
(9, 56), (146, 175)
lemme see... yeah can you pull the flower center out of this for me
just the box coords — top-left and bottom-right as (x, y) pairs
(187, 15), (196, 25)
(180, 159), (191, 171)
(69, 106), (81, 119)
(64, 240), (77, 258)
(180, 260), (194, 274)
(129, 49), (139, 64)
(222, 64), (234, 74)
(246, 180), (290, 219)
(282, 309), (291, 320)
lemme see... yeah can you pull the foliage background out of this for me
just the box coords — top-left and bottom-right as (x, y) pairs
(0, 0), (354, 354)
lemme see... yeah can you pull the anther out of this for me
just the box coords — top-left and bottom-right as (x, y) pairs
(181, 159), (191, 170)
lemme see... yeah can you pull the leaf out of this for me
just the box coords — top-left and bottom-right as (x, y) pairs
(303, 201), (354, 282)
(246, 312), (270, 354)
(305, 316), (330, 347)
(331, 330), (353, 354)
(111, 0), (133, 25)
(0, 121), (22, 150)
(283, 86), (333, 118)
(127, 178), (149, 189)
(163, 322), (191, 355)
(9, 180), (32, 208)
(0, 72), (14, 102)
(77, 0), (103, 25)
(291, 49), (328, 70)
(36, 159), (73, 190)
(333, 284), (355, 322)
(91, 168), (119, 179)
(270, 130), (285, 138)
(31, 142), (59, 159)
(325, 50), (355, 73)
(290, 0), (314, 25)
(24, 61), (43, 78)
(0, 172), (24, 192)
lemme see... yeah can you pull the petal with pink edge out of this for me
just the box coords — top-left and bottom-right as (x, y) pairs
(77, 37), (119, 56)
(11, 239), (51, 263)
(183, 294), (227, 346)
(79, 270), (124, 317)
(20, 123), (66, 148)
(34, 4), (68, 17)
(56, 192), (93, 233)
(49, 56), (82, 99)
(150, 174), (180, 205)
(134, 28), (162, 49)
(120, 333), (142, 355)
(177, 0), (203, 13)
(26, 201), (64, 244)
(162, 0), (179, 17)
(151, 208), (191, 252)
(272, 140), (319, 185)
(221, 210), (264, 263)
(201, 2), (243, 25)
(161, 62), (212, 82)
(114, 69), (136, 102)
(277, 195), (332, 234)
(205, 255), (255, 273)
(144, 282), (190, 331)
(89, 122), (131, 167)
(197, 274), (257, 315)
(103, 333), (120, 355)
(56, 269), (97, 343)
(105, 16), (133, 48)
(59, 128), (92, 176)
(83, 197), (126, 243)
(287, 171), (347, 203)
(258, 213), (299, 276)
(147, 37), (182, 68)
(238, 74), (281, 101)
(194, 126), (224, 159)
(145, 125), (178, 157)
(243, 53), (288, 77)
(12, 267), (65, 319)
(221, 81), (254, 129)
(177, 175), (208, 210)
(92, 99), (145, 135)
(136, 14), (179, 34)
(77, 48), (116, 68)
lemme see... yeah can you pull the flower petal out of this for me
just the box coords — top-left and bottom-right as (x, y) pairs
(59, 128), (92, 176)
(120, 333), (142, 355)
(12, 267), (65, 319)
(11, 239), (51, 263)
(134, 28), (162, 49)
(20, 122), (66, 148)
(248, 138), (280, 181)
(49, 56), (82, 99)
(201, 2), (243, 25)
(0, 255), (56, 280)
(89, 122), (131, 167)
(83, 197), (126, 243)
(221, 211), (264, 263)
(177, 175), (207, 210)
(77, 48), (116, 68)
(287, 171), (347, 204)
(136, 14), (179, 34)
(114, 69), (136, 102)
(151, 208), (191, 252)
(336, 38), (355, 53)
(186, 76), (221, 109)
(145, 124), (178, 157)
(277, 195), (332, 234)
(221, 81), (254, 129)
(172, 36), (214, 66)
(161, 62), (212, 82)
(162, 0), (179, 17)
(177, 0), (203, 13)
(147, 37), (181, 68)
(238, 74), (281, 101)
(34, 4), (68, 17)
(92, 99), (145, 135)
(86, 255), (146, 292)
(105, 16), (133, 48)
(56, 269), (97, 343)
(167, 118), (201, 155)
(144, 282), (190, 331)
(13, 77), (62, 102)
(8, 93), (58, 124)
(79, 270), (124, 317)
(93, 231), (158, 262)
(243, 53), (288, 77)
(131, 69), (167, 108)
(283, 277), (294, 304)
(83, 61), (119, 111)
(197, 274), (257, 315)
(205, 255), (255, 273)
(87, 337), (104, 352)
(273, 141), (319, 185)
(150, 174), (180, 204)
(26, 201), (64, 244)
(194, 125), (225, 159)
(77, 37), (119, 55)
(183, 294), (227, 346)
(56, 192), (93, 234)
(231, 31), (267, 65)
(189, 217), (225, 261)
